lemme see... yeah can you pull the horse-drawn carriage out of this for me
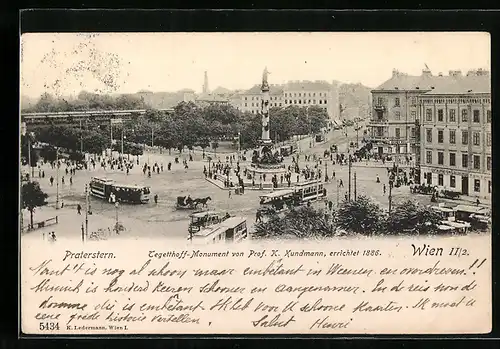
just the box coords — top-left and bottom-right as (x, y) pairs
(411, 183), (435, 195)
(439, 189), (461, 200)
(175, 196), (212, 210)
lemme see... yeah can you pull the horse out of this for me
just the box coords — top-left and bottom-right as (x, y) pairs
(194, 196), (212, 208)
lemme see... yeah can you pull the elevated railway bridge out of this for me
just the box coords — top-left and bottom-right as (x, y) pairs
(21, 108), (174, 129)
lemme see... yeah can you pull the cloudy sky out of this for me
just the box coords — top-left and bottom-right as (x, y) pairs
(20, 32), (490, 98)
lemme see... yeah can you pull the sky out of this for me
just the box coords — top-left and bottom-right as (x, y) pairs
(20, 32), (491, 98)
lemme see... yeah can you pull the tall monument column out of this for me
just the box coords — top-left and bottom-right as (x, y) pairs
(260, 67), (272, 145)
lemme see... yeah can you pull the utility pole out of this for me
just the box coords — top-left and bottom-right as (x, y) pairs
(388, 181), (393, 214)
(80, 119), (83, 153)
(121, 127), (124, 161)
(56, 148), (60, 209)
(114, 202), (119, 234)
(354, 171), (357, 201)
(324, 161), (328, 182)
(348, 155), (352, 201)
(110, 119), (113, 154)
(85, 184), (89, 242)
(237, 132), (241, 162)
(336, 178), (340, 206)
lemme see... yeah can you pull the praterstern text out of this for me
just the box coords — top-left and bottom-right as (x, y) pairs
(63, 251), (115, 262)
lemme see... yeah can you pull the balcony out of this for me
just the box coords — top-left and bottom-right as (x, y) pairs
(369, 118), (389, 126)
(374, 104), (386, 112)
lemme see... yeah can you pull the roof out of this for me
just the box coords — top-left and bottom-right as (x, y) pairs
(260, 189), (295, 199)
(114, 183), (147, 190)
(294, 179), (322, 187)
(192, 216), (246, 238)
(374, 70), (490, 94)
(196, 94), (230, 102)
(243, 84), (284, 95)
(212, 86), (231, 94)
(454, 205), (488, 214)
(284, 80), (332, 91)
(190, 211), (222, 218)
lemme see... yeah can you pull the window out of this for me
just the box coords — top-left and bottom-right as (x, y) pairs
(473, 110), (480, 123)
(474, 179), (480, 192)
(313, 100), (316, 104)
(438, 174), (444, 186)
(294, 100), (297, 104)
(426, 129), (432, 143)
(487, 110), (491, 123)
(487, 156), (491, 171)
(449, 130), (456, 144)
(395, 128), (400, 138)
(395, 97), (400, 106)
(438, 130), (444, 143)
(426, 151), (432, 164)
(461, 109), (468, 122)
(411, 97), (417, 105)
(324, 100), (328, 104)
(473, 155), (480, 170)
(244, 97), (247, 100)
(411, 111), (417, 119)
(244, 103), (247, 107)
(449, 153), (456, 167)
(487, 132), (491, 146)
(251, 103), (254, 107)
(462, 131), (468, 145)
(438, 109), (444, 121)
(395, 111), (401, 120)
(299, 100), (302, 104)
(450, 175), (456, 188)
(426, 109), (433, 121)
(488, 180), (491, 193)
(438, 152), (444, 165)
(318, 100), (322, 104)
(462, 154), (468, 168)
(313, 93), (316, 97)
(473, 132), (480, 146)
(449, 109), (456, 122)
(299, 93), (301, 97)
(411, 127), (415, 138)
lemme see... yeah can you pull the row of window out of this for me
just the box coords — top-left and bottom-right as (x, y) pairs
(285, 92), (327, 98)
(245, 102), (283, 107)
(421, 98), (491, 105)
(425, 108), (491, 123)
(244, 96), (282, 101)
(376, 97), (418, 106)
(373, 127), (416, 138)
(284, 99), (328, 105)
(427, 173), (490, 193)
(244, 107), (328, 114)
(425, 129), (492, 147)
(425, 150), (491, 171)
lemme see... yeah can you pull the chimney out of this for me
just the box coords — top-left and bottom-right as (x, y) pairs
(392, 69), (398, 77)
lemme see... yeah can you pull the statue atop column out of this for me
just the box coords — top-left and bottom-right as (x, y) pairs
(261, 67), (269, 91)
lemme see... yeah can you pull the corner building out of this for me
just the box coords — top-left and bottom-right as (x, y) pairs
(418, 69), (491, 200)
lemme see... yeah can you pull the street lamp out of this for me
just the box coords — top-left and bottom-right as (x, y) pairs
(114, 201), (119, 234)
(56, 147), (60, 209)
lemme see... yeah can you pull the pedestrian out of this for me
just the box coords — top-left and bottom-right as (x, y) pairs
(383, 184), (386, 195)
(476, 198), (480, 206)
(256, 210), (262, 223)
(228, 188), (232, 199)
(77, 204), (82, 215)
(154, 194), (158, 204)
(70, 176), (73, 185)
(61, 200), (64, 208)
(339, 179), (344, 188)
(61, 176), (65, 185)
(50, 176), (54, 186)
(376, 174), (380, 183)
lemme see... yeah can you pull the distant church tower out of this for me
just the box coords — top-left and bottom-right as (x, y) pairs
(202, 71), (209, 94)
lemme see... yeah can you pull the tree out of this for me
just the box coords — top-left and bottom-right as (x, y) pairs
(385, 200), (442, 235)
(20, 134), (39, 167)
(253, 206), (334, 240)
(21, 181), (48, 230)
(336, 196), (384, 235)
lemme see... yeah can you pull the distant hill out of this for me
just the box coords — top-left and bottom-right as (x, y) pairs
(338, 83), (372, 120)
(21, 95), (38, 110)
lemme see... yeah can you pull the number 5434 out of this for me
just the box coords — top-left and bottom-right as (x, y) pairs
(39, 322), (60, 331)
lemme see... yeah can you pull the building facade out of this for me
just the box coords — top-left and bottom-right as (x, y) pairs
(418, 69), (491, 200)
(239, 84), (284, 114)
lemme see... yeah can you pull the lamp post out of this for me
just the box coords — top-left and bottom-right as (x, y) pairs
(237, 132), (241, 162)
(56, 148), (60, 209)
(348, 154), (352, 201)
(354, 171), (357, 201)
(85, 183), (89, 241)
(114, 201), (119, 234)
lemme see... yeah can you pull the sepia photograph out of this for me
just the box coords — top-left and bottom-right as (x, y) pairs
(19, 31), (492, 335)
(20, 32), (491, 244)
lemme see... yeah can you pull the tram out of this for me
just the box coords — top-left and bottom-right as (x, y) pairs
(294, 180), (327, 203)
(89, 177), (150, 204)
(188, 216), (248, 244)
